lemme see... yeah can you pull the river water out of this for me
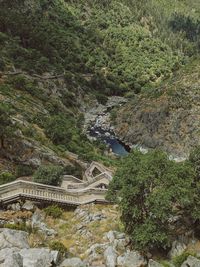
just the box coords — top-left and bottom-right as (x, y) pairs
(89, 126), (130, 156)
(85, 96), (131, 156)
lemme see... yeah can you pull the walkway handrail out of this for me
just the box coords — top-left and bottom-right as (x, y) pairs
(0, 161), (113, 207)
(68, 172), (112, 189)
(0, 180), (108, 206)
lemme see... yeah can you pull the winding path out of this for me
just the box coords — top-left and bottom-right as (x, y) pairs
(0, 162), (113, 207)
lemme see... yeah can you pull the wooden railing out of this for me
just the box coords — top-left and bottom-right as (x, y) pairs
(0, 180), (108, 207)
(84, 162), (113, 181)
(68, 172), (112, 189)
(0, 161), (113, 207)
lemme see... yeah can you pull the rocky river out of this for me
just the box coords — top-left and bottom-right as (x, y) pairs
(84, 96), (186, 161)
(84, 96), (130, 156)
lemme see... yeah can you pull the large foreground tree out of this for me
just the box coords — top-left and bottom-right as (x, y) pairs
(107, 149), (196, 251)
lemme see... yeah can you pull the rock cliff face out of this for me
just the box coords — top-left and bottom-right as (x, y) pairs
(114, 61), (200, 158)
(0, 228), (59, 267)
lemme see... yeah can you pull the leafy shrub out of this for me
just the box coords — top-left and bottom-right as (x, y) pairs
(0, 32), (8, 45)
(49, 241), (68, 255)
(110, 108), (117, 122)
(63, 164), (82, 179)
(0, 171), (16, 185)
(0, 102), (17, 148)
(33, 165), (63, 186)
(0, 58), (6, 71)
(16, 164), (34, 178)
(189, 146), (200, 178)
(61, 90), (77, 108)
(95, 93), (108, 105)
(173, 252), (195, 267)
(44, 205), (63, 218)
(7, 75), (46, 101)
(22, 125), (36, 138)
(8, 75), (28, 90)
(44, 114), (74, 146)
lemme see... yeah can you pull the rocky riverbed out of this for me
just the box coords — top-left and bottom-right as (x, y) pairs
(84, 96), (127, 133)
(83, 95), (190, 161)
(84, 96), (130, 156)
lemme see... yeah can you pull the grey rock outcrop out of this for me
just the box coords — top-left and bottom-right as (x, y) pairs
(114, 77), (200, 158)
(169, 241), (186, 258)
(106, 231), (116, 243)
(0, 228), (59, 267)
(148, 259), (163, 267)
(31, 209), (57, 236)
(0, 248), (23, 267)
(20, 248), (56, 267)
(181, 256), (200, 267)
(74, 206), (107, 224)
(0, 228), (29, 250)
(59, 257), (88, 267)
(86, 243), (108, 264)
(105, 231), (127, 252)
(3, 137), (71, 169)
(22, 201), (35, 211)
(104, 246), (117, 267)
(117, 251), (147, 267)
(8, 202), (21, 211)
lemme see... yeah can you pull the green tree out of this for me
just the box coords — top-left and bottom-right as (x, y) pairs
(189, 147), (200, 222)
(0, 103), (16, 149)
(189, 146), (200, 178)
(107, 149), (195, 251)
(33, 165), (63, 186)
(44, 115), (74, 147)
(0, 171), (16, 185)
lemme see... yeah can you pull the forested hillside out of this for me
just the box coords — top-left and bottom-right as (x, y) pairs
(1, 0), (199, 94)
(0, 0), (200, 174)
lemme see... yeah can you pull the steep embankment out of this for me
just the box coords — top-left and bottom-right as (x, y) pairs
(114, 59), (200, 158)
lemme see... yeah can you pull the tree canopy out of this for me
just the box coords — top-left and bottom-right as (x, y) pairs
(107, 150), (197, 251)
(0, 103), (17, 149)
(1, 0), (199, 95)
(33, 165), (64, 186)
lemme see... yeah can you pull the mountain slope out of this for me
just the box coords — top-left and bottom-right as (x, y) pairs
(114, 58), (200, 158)
(0, 0), (200, 174)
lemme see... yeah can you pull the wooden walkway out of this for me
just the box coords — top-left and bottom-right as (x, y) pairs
(0, 162), (113, 207)
(0, 180), (108, 207)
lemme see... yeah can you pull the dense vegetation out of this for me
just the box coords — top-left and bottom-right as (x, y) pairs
(0, 103), (17, 149)
(0, 171), (16, 185)
(44, 205), (63, 218)
(0, 0), (199, 171)
(0, 0), (199, 95)
(107, 148), (200, 251)
(33, 165), (64, 186)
